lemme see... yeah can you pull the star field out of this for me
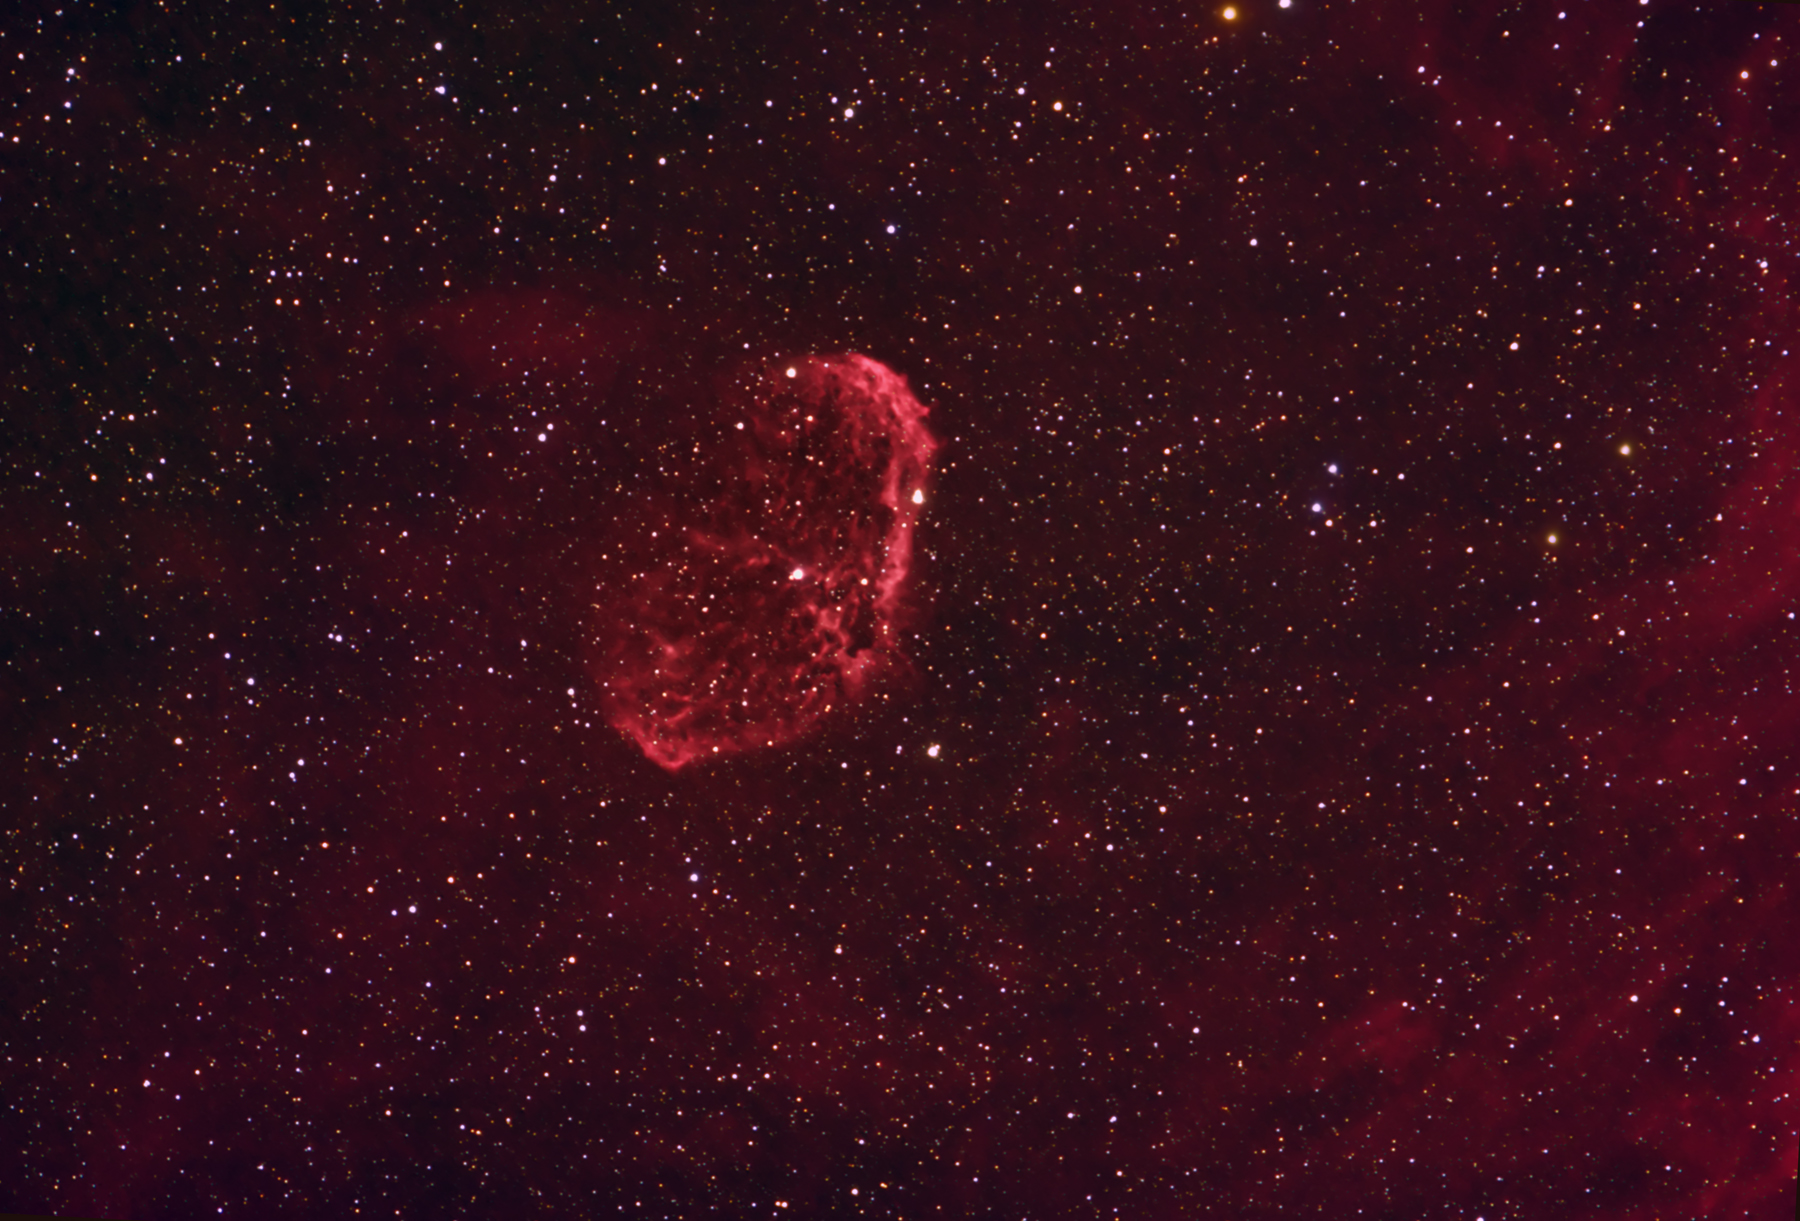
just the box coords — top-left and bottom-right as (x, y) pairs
(3, 1), (1799, 1218)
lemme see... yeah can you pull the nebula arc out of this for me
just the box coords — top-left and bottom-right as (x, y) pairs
(596, 354), (939, 770)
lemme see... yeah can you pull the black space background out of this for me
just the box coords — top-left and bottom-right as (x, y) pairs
(4, 0), (1800, 1217)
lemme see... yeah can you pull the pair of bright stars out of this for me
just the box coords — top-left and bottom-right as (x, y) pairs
(1221, 0), (1295, 19)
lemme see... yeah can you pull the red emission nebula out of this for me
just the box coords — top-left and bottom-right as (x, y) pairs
(594, 354), (938, 769)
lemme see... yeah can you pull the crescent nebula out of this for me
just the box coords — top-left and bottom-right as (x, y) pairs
(596, 354), (939, 770)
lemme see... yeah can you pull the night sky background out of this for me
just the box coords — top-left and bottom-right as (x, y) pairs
(5, 0), (1800, 1217)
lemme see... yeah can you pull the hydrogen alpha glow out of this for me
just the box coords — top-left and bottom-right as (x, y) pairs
(596, 354), (938, 770)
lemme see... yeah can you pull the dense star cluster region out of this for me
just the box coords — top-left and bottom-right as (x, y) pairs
(3, 1), (1798, 1218)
